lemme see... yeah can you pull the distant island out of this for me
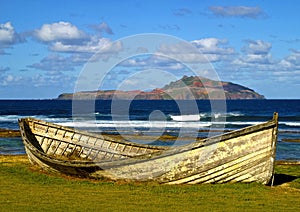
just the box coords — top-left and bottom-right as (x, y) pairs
(58, 75), (265, 100)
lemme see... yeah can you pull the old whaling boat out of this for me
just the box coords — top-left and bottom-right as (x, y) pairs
(18, 117), (167, 162)
(19, 113), (278, 185)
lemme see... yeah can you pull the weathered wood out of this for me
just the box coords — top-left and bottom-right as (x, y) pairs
(19, 117), (167, 161)
(19, 113), (278, 184)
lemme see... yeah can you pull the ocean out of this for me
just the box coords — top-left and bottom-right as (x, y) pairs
(0, 99), (299, 161)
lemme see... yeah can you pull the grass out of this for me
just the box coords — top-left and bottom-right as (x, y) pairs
(0, 155), (300, 211)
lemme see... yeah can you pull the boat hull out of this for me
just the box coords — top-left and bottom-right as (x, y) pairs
(19, 113), (278, 184)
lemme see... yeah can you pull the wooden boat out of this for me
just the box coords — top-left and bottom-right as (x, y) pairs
(18, 117), (167, 163)
(19, 113), (278, 185)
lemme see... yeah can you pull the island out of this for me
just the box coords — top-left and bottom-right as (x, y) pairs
(58, 75), (265, 100)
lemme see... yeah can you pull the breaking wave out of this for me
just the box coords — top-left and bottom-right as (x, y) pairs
(170, 112), (244, 122)
(170, 114), (200, 121)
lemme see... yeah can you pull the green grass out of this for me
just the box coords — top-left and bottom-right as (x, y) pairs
(0, 155), (299, 211)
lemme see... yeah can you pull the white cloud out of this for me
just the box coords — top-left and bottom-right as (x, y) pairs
(50, 37), (122, 54)
(120, 55), (186, 71)
(121, 58), (147, 67)
(277, 50), (300, 73)
(242, 40), (272, 55)
(90, 22), (114, 35)
(34, 21), (87, 42)
(26, 21), (125, 86)
(218, 43), (300, 92)
(0, 22), (15, 43)
(31, 72), (76, 88)
(32, 21), (123, 72)
(6, 75), (14, 82)
(228, 40), (273, 68)
(118, 38), (236, 74)
(28, 54), (85, 72)
(0, 74), (22, 86)
(0, 22), (24, 53)
(33, 22), (122, 56)
(282, 50), (300, 66)
(209, 6), (265, 18)
(191, 38), (235, 55)
(158, 41), (213, 63)
(156, 38), (235, 63)
(242, 54), (272, 64)
(231, 55), (273, 68)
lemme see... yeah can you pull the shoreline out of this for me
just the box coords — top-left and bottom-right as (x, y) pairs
(0, 128), (20, 137)
(282, 138), (300, 143)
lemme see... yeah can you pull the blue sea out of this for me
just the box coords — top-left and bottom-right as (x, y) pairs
(0, 99), (299, 161)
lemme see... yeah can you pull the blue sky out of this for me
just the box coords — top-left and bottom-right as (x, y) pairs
(0, 0), (300, 99)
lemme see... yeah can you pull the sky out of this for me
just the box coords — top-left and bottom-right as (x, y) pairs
(1, 0), (300, 99)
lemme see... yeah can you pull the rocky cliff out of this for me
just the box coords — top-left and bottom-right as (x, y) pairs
(58, 76), (265, 100)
